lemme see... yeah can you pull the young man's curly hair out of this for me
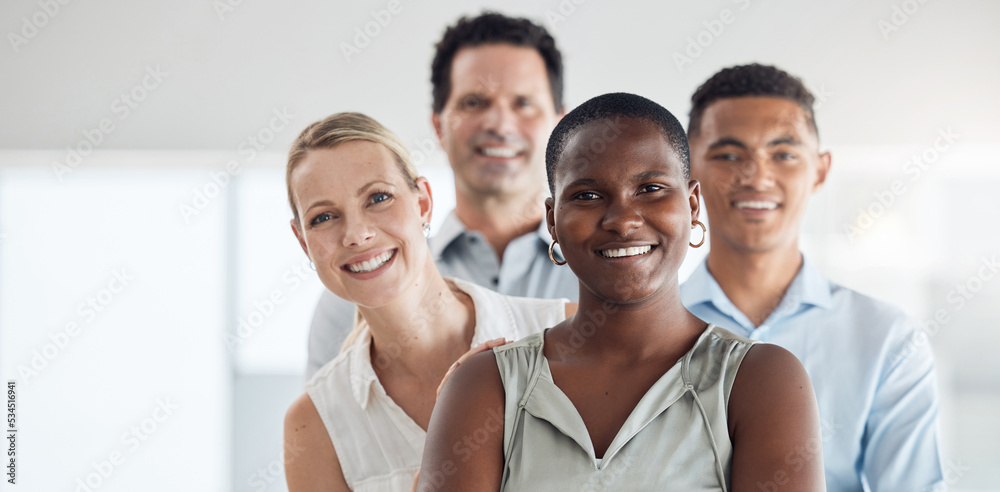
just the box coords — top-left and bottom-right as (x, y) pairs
(688, 63), (817, 139)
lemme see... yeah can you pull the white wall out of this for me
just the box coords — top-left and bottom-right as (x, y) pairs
(0, 162), (231, 491)
(1, 0), (998, 491)
(3, 0), (998, 151)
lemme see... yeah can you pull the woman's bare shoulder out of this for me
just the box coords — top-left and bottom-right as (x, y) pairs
(728, 343), (825, 491)
(283, 393), (350, 492)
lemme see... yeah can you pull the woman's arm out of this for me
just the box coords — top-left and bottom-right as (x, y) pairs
(283, 393), (351, 492)
(728, 344), (826, 492)
(418, 351), (506, 492)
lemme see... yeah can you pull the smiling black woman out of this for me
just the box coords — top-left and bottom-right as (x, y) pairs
(418, 92), (825, 491)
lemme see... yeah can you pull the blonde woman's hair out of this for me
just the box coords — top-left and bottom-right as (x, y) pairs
(286, 112), (420, 352)
(286, 112), (419, 225)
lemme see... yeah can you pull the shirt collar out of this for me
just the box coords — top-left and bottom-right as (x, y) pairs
(680, 259), (719, 307)
(428, 210), (552, 260)
(428, 212), (466, 261)
(681, 254), (833, 314)
(789, 255), (834, 310)
(347, 324), (376, 410)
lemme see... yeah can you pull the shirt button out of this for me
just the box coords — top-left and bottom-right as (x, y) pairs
(492, 277), (499, 285)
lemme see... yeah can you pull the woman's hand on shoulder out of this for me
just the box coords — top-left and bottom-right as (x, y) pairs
(728, 344), (826, 492)
(284, 393), (350, 492)
(564, 302), (578, 318)
(418, 351), (505, 492)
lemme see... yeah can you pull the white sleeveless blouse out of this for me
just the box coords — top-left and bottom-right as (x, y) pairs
(305, 278), (568, 491)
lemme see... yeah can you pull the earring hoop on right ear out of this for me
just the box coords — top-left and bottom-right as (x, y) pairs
(548, 240), (567, 266)
(690, 220), (707, 248)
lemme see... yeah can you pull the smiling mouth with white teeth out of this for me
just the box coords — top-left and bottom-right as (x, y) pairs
(599, 245), (654, 258)
(734, 201), (779, 210)
(478, 147), (520, 158)
(345, 249), (396, 273)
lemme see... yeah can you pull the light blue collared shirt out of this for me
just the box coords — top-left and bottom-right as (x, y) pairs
(304, 212), (579, 380)
(680, 256), (944, 492)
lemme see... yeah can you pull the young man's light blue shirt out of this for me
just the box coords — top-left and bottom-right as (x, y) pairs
(680, 256), (944, 492)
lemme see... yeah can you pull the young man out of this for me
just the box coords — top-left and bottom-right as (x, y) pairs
(304, 13), (577, 379)
(681, 64), (944, 491)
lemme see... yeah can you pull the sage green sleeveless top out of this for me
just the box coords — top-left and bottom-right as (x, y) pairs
(494, 324), (758, 492)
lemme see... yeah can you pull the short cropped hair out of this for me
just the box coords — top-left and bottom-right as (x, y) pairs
(545, 92), (690, 195)
(430, 12), (564, 114)
(688, 63), (818, 139)
(286, 112), (418, 225)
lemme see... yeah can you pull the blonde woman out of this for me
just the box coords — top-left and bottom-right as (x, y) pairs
(282, 112), (572, 491)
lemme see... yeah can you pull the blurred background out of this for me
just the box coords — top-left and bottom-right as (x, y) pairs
(1, 0), (998, 490)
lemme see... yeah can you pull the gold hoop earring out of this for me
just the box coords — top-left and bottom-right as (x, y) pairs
(690, 220), (707, 248)
(548, 240), (567, 266)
